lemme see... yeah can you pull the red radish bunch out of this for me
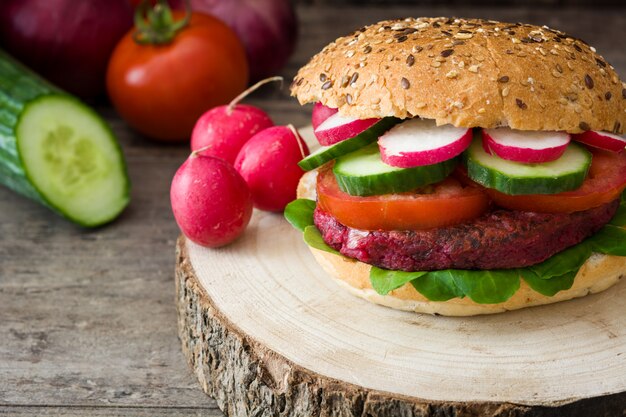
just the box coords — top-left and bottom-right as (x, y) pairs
(171, 77), (309, 247)
(314, 112), (379, 145)
(378, 119), (472, 167)
(482, 128), (570, 163)
(573, 131), (626, 153)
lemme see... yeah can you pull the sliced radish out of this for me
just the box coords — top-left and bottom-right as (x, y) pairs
(378, 118), (472, 167)
(482, 128), (570, 163)
(573, 130), (626, 153)
(311, 102), (338, 130)
(313, 112), (379, 146)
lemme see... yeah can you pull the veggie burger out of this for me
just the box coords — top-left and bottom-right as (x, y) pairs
(285, 17), (626, 316)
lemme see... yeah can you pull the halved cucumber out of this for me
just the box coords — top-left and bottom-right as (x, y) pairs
(298, 117), (401, 171)
(0, 50), (129, 227)
(16, 95), (129, 226)
(464, 138), (591, 195)
(333, 143), (458, 196)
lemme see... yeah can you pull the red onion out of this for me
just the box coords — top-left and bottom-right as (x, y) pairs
(188, 0), (298, 82)
(0, 0), (133, 99)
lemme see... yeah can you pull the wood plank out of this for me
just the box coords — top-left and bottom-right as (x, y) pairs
(0, 154), (213, 407)
(0, 406), (220, 417)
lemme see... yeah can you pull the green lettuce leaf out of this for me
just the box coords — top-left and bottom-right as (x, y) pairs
(370, 266), (426, 295)
(609, 192), (626, 226)
(450, 269), (520, 304)
(286, 199), (342, 256)
(521, 270), (577, 296)
(303, 226), (341, 255)
(411, 270), (464, 301)
(609, 203), (626, 226)
(284, 199), (316, 232)
(529, 242), (591, 279)
(587, 224), (626, 256)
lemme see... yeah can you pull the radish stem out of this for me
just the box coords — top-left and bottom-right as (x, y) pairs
(190, 144), (213, 158)
(287, 124), (306, 159)
(227, 76), (283, 115)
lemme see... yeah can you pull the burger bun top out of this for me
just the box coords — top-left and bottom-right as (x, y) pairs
(291, 17), (626, 134)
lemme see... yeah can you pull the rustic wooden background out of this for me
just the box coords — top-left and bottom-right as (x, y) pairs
(1, 4), (626, 417)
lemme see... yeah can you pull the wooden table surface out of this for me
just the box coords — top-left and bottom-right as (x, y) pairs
(1, 5), (625, 417)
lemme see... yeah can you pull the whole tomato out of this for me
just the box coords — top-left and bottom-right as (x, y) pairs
(107, 5), (248, 141)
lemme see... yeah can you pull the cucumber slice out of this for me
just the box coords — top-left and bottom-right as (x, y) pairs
(333, 143), (458, 196)
(16, 95), (129, 227)
(298, 117), (400, 171)
(464, 138), (591, 195)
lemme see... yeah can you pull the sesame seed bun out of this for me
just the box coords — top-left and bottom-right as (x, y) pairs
(296, 170), (625, 316)
(291, 17), (626, 134)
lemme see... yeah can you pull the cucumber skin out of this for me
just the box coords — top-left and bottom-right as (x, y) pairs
(333, 143), (459, 196)
(334, 158), (458, 196)
(464, 141), (591, 195)
(0, 50), (130, 227)
(298, 117), (401, 171)
(0, 49), (57, 208)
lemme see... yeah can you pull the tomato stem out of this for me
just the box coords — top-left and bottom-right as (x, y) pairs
(227, 76), (283, 115)
(133, 0), (191, 45)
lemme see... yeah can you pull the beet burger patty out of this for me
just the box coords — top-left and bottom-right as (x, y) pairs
(315, 200), (619, 271)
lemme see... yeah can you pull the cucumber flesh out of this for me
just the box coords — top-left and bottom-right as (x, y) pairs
(16, 95), (129, 227)
(333, 142), (458, 196)
(464, 138), (591, 195)
(298, 117), (401, 171)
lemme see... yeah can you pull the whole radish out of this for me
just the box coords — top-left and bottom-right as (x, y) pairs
(191, 77), (279, 163)
(191, 104), (273, 163)
(171, 154), (253, 247)
(235, 125), (309, 212)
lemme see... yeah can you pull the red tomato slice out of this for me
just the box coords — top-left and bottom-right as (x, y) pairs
(316, 166), (490, 231)
(479, 148), (626, 213)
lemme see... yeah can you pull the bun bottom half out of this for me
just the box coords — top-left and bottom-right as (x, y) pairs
(297, 170), (625, 315)
(309, 247), (625, 316)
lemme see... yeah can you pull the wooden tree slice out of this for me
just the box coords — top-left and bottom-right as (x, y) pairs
(175, 217), (626, 416)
